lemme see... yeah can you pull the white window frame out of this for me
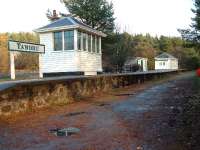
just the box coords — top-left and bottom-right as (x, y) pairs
(64, 30), (75, 51)
(99, 37), (102, 54)
(92, 35), (96, 53)
(88, 34), (92, 52)
(86, 33), (88, 51)
(53, 30), (75, 51)
(95, 36), (97, 53)
(53, 31), (63, 51)
(82, 33), (87, 51)
(74, 30), (78, 50)
(163, 62), (165, 66)
(77, 31), (82, 51)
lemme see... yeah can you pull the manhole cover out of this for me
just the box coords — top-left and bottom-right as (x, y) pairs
(49, 127), (80, 137)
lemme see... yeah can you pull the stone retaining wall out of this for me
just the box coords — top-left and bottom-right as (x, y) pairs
(0, 71), (179, 116)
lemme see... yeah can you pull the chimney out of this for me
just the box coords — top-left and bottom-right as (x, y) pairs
(53, 10), (58, 18)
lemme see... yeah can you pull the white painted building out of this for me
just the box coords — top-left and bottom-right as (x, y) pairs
(35, 16), (106, 77)
(124, 57), (148, 72)
(155, 53), (178, 70)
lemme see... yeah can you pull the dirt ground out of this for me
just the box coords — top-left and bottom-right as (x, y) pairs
(0, 72), (197, 150)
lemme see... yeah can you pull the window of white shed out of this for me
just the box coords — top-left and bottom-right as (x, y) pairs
(78, 31), (82, 50)
(54, 32), (63, 51)
(54, 30), (74, 51)
(97, 37), (100, 53)
(54, 30), (101, 53)
(88, 34), (92, 52)
(83, 33), (87, 51)
(92, 35), (96, 53)
(64, 30), (74, 50)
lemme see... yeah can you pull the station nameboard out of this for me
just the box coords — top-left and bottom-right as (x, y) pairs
(8, 40), (45, 53)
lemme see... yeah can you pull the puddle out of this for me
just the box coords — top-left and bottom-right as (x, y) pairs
(115, 93), (135, 97)
(65, 112), (86, 117)
(49, 127), (80, 137)
(98, 103), (110, 107)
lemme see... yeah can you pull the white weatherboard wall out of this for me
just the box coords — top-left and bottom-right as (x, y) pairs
(170, 59), (178, 69)
(137, 58), (148, 72)
(79, 51), (102, 75)
(39, 33), (78, 73)
(155, 59), (178, 70)
(39, 32), (102, 75)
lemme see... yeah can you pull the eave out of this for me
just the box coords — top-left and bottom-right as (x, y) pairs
(155, 58), (177, 60)
(34, 25), (107, 37)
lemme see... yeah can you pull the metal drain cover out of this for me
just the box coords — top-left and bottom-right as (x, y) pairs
(49, 127), (80, 137)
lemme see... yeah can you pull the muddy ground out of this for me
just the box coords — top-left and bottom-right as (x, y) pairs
(0, 72), (199, 150)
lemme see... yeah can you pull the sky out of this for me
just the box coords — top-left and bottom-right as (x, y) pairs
(0, 0), (194, 37)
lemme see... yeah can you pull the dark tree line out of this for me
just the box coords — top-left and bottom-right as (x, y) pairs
(60, 0), (200, 71)
(103, 33), (200, 72)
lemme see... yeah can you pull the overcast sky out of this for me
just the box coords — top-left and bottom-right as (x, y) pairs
(0, 0), (194, 37)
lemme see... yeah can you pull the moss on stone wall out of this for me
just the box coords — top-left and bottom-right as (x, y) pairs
(0, 71), (178, 116)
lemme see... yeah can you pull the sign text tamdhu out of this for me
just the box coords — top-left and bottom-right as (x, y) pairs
(8, 41), (45, 53)
(8, 40), (45, 80)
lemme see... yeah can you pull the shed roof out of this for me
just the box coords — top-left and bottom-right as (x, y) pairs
(124, 57), (147, 65)
(155, 52), (177, 59)
(34, 16), (106, 37)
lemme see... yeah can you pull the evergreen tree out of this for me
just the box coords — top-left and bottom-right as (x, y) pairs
(178, 0), (200, 45)
(102, 32), (134, 72)
(61, 0), (115, 33)
(159, 36), (173, 52)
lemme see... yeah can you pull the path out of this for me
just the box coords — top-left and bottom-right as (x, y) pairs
(0, 72), (193, 150)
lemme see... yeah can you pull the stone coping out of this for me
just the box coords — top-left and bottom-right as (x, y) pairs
(0, 70), (178, 92)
